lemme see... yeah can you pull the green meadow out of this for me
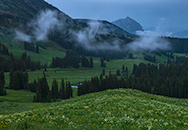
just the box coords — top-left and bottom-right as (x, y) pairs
(0, 89), (187, 129)
(1, 36), (186, 129)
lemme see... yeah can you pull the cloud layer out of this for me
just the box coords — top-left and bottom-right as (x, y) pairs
(127, 31), (171, 51)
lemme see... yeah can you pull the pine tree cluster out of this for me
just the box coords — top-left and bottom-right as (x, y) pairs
(24, 42), (39, 53)
(78, 63), (188, 99)
(144, 54), (156, 63)
(9, 71), (28, 90)
(51, 51), (93, 68)
(0, 52), (41, 72)
(33, 77), (73, 102)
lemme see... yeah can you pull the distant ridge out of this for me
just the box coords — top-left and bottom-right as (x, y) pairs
(112, 17), (144, 34)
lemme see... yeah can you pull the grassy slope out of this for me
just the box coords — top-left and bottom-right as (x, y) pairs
(0, 36), (66, 65)
(0, 89), (187, 129)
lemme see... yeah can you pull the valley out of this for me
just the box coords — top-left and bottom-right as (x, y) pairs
(0, 0), (188, 129)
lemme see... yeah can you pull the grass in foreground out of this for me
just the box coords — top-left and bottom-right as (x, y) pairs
(0, 89), (187, 129)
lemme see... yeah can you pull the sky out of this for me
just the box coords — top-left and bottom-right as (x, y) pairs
(45, 0), (188, 31)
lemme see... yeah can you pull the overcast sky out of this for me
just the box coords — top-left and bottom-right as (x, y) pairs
(45, 0), (188, 30)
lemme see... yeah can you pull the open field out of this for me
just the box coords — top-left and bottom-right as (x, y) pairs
(0, 89), (187, 129)
(4, 58), (151, 87)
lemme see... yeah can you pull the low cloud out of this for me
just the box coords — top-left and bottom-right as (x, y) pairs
(29, 9), (62, 41)
(15, 30), (31, 42)
(14, 9), (171, 52)
(15, 9), (62, 42)
(73, 21), (125, 51)
(127, 30), (171, 51)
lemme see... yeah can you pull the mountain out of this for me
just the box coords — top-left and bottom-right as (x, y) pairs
(112, 17), (144, 34)
(75, 19), (133, 36)
(0, 0), (134, 58)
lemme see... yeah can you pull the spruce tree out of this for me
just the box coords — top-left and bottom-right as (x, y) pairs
(0, 79), (5, 96)
(59, 78), (66, 99)
(10, 72), (19, 90)
(116, 69), (121, 76)
(36, 45), (39, 53)
(51, 79), (58, 99)
(65, 81), (72, 99)
(89, 57), (93, 68)
(35, 76), (50, 102)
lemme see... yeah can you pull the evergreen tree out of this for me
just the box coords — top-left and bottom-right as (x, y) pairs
(51, 79), (59, 99)
(34, 77), (50, 102)
(102, 69), (105, 76)
(100, 57), (106, 67)
(116, 69), (121, 76)
(66, 81), (72, 99)
(89, 57), (93, 68)
(36, 45), (39, 53)
(59, 78), (66, 99)
(11, 72), (19, 90)
(0, 72), (5, 86)
(0, 74), (6, 96)
(122, 65), (125, 72)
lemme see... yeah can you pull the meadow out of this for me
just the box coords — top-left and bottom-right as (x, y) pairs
(4, 58), (150, 87)
(1, 36), (187, 129)
(0, 89), (187, 129)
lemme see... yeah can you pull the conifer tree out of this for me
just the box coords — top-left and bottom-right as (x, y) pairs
(122, 65), (125, 72)
(0, 77), (5, 96)
(34, 76), (50, 102)
(116, 69), (121, 76)
(36, 45), (39, 53)
(102, 69), (105, 76)
(0, 72), (5, 86)
(66, 81), (72, 99)
(59, 78), (66, 99)
(51, 79), (58, 99)
(89, 57), (93, 68)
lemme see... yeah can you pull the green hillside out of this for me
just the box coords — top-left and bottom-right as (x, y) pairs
(0, 0), (64, 30)
(0, 35), (66, 65)
(0, 89), (187, 129)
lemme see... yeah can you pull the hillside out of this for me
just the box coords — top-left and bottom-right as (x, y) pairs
(0, 0), (133, 56)
(0, 0), (71, 29)
(0, 89), (187, 129)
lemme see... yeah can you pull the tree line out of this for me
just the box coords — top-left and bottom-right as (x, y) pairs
(0, 52), (41, 72)
(78, 63), (188, 99)
(51, 51), (93, 68)
(0, 42), (42, 72)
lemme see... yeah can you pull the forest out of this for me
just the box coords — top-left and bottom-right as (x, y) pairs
(78, 62), (188, 99)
